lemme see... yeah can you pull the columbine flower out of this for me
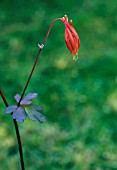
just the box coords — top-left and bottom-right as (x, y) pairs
(4, 93), (47, 123)
(60, 15), (80, 60)
(40, 15), (80, 60)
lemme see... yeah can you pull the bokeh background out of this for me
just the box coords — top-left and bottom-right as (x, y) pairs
(0, 0), (117, 169)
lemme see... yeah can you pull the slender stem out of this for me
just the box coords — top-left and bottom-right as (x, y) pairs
(0, 17), (62, 170)
(0, 88), (25, 170)
(17, 48), (41, 106)
(0, 89), (8, 107)
(18, 18), (61, 105)
(42, 18), (61, 45)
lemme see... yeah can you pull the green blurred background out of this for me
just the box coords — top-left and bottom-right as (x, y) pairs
(0, 0), (117, 169)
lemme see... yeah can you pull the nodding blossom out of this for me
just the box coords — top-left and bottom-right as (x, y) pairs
(41, 15), (80, 60)
(60, 15), (80, 56)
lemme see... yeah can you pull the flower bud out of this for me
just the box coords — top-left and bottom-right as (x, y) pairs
(60, 15), (80, 56)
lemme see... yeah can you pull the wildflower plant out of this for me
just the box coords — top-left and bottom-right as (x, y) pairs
(0, 15), (80, 170)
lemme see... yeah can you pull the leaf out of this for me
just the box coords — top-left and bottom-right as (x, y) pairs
(21, 100), (32, 105)
(14, 94), (31, 105)
(34, 105), (44, 111)
(33, 110), (47, 123)
(4, 106), (17, 114)
(12, 107), (26, 123)
(26, 106), (47, 123)
(14, 94), (21, 103)
(23, 93), (38, 102)
(14, 93), (38, 105)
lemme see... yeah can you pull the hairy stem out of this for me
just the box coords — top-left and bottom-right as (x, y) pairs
(0, 88), (25, 170)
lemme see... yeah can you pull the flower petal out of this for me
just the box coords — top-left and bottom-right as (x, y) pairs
(60, 15), (80, 55)
(65, 23), (80, 55)
(65, 26), (76, 54)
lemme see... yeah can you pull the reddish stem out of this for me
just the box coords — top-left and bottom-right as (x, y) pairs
(0, 17), (62, 170)
(18, 18), (61, 105)
(42, 18), (61, 45)
(0, 88), (25, 170)
(17, 48), (41, 106)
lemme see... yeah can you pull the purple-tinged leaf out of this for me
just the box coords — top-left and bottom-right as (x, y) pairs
(23, 93), (38, 102)
(4, 106), (17, 114)
(25, 107), (37, 121)
(33, 110), (47, 123)
(25, 106), (47, 123)
(21, 100), (32, 105)
(34, 105), (44, 111)
(12, 107), (26, 123)
(14, 94), (32, 105)
(14, 94), (21, 103)
(14, 93), (38, 105)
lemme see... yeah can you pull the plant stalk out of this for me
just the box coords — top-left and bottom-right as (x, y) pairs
(0, 17), (62, 170)
(18, 18), (61, 105)
(0, 88), (25, 170)
(17, 48), (42, 106)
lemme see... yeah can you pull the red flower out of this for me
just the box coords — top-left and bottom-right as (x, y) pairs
(60, 15), (80, 57)
(42, 15), (80, 60)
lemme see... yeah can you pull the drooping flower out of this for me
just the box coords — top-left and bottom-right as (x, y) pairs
(60, 15), (80, 60)
(40, 15), (80, 60)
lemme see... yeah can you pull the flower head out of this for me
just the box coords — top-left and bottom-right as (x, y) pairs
(60, 15), (80, 60)
(41, 15), (80, 60)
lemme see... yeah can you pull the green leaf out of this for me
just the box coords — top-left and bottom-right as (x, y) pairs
(25, 105), (47, 123)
